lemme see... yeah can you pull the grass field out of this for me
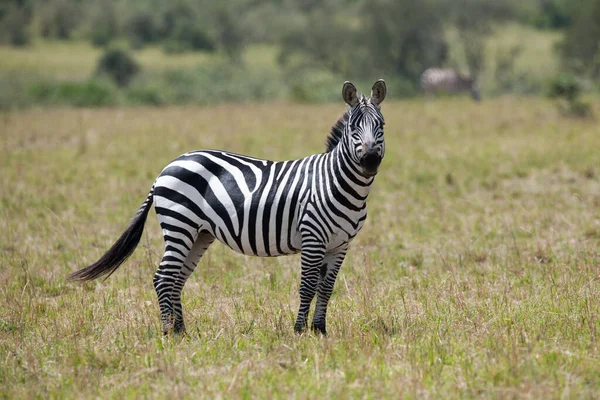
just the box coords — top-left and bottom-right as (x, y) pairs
(1, 97), (600, 398)
(0, 41), (280, 80)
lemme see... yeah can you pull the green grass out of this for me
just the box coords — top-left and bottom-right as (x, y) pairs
(1, 97), (600, 398)
(0, 40), (279, 80)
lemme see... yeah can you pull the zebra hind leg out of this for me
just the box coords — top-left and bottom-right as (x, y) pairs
(153, 221), (212, 335)
(171, 232), (214, 334)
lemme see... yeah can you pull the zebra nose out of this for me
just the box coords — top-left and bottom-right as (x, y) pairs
(360, 150), (382, 170)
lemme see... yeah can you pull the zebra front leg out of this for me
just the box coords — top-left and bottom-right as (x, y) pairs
(171, 233), (214, 334)
(294, 235), (326, 333)
(311, 248), (348, 335)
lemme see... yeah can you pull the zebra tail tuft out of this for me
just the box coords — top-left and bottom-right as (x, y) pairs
(69, 188), (154, 282)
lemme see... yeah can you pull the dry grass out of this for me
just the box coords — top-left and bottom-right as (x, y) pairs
(1, 97), (600, 398)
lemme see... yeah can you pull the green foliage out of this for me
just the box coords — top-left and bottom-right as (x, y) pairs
(447, 0), (516, 33)
(278, 9), (357, 75)
(136, 63), (286, 105)
(559, 0), (600, 78)
(0, 2), (32, 46)
(547, 73), (593, 118)
(533, 0), (572, 29)
(96, 48), (140, 87)
(364, 0), (449, 81)
(87, 0), (119, 47)
(29, 79), (118, 107)
(168, 24), (214, 53)
(287, 68), (342, 103)
(159, 1), (215, 53)
(125, 86), (164, 106)
(447, 0), (517, 80)
(493, 45), (522, 92)
(462, 33), (485, 78)
(38, 0), (82, 40)
(2, 0), (598, 105)
(279, 0), (448, 83)
(125, 12), (159, 49)
(212, 3), (248, 62)
(547, 73), (581, 100)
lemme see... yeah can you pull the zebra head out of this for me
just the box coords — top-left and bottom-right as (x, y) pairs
(342, 80), (387, 177)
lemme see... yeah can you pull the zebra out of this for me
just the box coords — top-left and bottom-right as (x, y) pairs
(69, 80), (387, 336)
(420, 68), (481, 101)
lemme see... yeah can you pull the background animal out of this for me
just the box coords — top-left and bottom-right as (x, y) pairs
(420, 68), (481, 101)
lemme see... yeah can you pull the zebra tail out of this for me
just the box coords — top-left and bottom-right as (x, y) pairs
(69, 187), (154, 282)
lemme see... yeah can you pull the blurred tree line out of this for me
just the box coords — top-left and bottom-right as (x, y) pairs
(0, 0), (598, 104)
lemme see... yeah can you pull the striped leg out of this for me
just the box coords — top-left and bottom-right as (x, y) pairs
(171, 232), (214, 333)
(294, 233), (326, 333)
(311, 248), (347, 335)
(153, 217), (206, 335)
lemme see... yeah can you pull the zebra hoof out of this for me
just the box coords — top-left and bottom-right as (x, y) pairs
(174, 323), (186, 335)
(163, 327), (186, 336)
(311, 324), (327, 336)
(162, 322), (183, 336)
(294, 322), (308, 334)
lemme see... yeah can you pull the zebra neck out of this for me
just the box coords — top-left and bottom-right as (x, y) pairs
(328, 140), (374, 201)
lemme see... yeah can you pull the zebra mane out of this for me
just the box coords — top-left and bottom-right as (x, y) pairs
(325, 111), (349, 152)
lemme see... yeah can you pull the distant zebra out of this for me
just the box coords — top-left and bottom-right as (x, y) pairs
(70, 80), (387, 336)
(420, 68), (481, 101)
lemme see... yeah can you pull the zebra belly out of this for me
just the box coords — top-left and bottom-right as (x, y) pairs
(214, 225), (302, 257)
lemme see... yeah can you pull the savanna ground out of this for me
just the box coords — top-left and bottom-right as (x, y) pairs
(1, 96), (600, 398)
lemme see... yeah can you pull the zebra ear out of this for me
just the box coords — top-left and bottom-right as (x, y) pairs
(371, 79), (386, 105)
(342, 81), (359, 107)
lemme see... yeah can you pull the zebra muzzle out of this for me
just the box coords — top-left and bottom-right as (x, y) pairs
(360, 151), (382, 176)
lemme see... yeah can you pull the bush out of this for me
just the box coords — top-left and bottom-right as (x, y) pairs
(547, 73), (593, 118)
(547, 73), (581, 100)
(129, 63), (286, 105)
(29, 80), (118, 107)
(533, 0), (572, 29)
(126, 12), (159, 49)
(0, 4), (32, 46)
(96, 48), (140, 87)
(125, 86), (164, 106)
(171, 23), (215, 52)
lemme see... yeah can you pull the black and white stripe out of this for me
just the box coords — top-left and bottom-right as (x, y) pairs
(420, 68), (480, 101)
(70, 80), (387, 336)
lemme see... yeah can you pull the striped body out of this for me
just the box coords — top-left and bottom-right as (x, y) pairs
(420, 68), (480, 101)
(154, 149), (368, 259)
(70, 80), (387, 335)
